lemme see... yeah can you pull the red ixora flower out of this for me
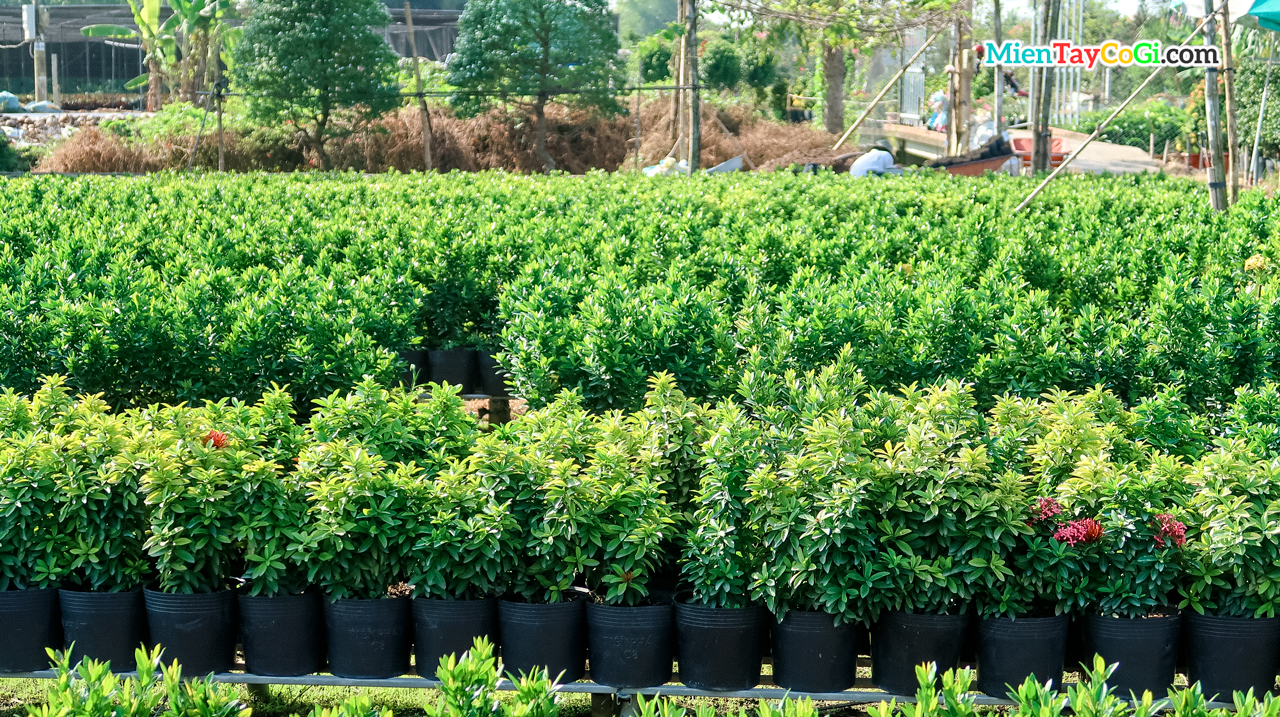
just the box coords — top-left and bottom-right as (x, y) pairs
(1153, 513), (1187, 548)
(1029, 497), (1063, 524)
(204, 430), (230, 449)
(1054, 518), (1104, 546)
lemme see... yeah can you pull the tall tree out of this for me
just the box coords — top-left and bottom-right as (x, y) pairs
(449, 0), (626, 172)
(231, 0), (399, 169)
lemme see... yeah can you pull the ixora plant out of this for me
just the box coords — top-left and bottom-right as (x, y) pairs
(1180, 439), (1280, 617)
(863, 382), (1023, 616)
(407, 466), (517, 601)
(302, 440), (426, 600)
(0, 377), (150, 593)
(581, 415), (675, 606)
(1055, 453), (1191, 617)
(308, 379), (478, 473)
(680, 402), (767, 609)
(748, 411), (878, 623)
(141, 406), (275, 594)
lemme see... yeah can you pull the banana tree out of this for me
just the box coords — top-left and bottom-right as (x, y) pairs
(83, 0), (237, 109)
(82, 0), (174, 110)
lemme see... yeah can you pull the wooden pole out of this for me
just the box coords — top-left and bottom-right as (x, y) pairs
(993, 0), (1004, 132)
(1032, 0), (1062, 172)
(405, 3), (433, 172)
(1016, 4), (1224, 211)
(1203, 0), (1228, 210)
(687, 0), (699, 172)
(634, 70), (642, 171)
(670, 0), (685, 143)
(214, 33), (224, 171)
(1220, 0), (1240, 203)
(833, 28), (942, 150)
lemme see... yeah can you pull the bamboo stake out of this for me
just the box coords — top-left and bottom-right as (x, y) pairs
(833, 28), (943, 151)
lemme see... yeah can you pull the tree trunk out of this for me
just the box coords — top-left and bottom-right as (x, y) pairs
(1221, 0), (1240, 204)
(1032, 0), (1061, 172)
(534, 95), (555, 173)
(822, 41), (845, 135)
(147, 56), (163, 111)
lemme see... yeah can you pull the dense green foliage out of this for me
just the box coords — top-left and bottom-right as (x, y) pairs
(231, 0), (400, 168)
(5, 172), (1280, 416)
(7, 361), (1280, 616)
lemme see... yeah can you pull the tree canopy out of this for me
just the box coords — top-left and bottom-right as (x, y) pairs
(449, 0), (626, 171)
(231, 0), (399, 169)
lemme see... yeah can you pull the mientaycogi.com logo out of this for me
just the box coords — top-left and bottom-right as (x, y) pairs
(984, 40), (1222, 69)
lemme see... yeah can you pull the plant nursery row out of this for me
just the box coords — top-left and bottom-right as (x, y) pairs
(2, 172), (1280, 412)
(5, 361), (1280, 697)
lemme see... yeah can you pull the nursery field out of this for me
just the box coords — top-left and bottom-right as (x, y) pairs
(1, 171), (1279, 414)
(7, 171), (1280, 707)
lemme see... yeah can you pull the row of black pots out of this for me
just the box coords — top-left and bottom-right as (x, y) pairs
(400, 349), (507, 396)
(4, 588), (1278, 697)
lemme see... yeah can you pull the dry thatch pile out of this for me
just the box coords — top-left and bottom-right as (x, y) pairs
(38, 99), (843, 174)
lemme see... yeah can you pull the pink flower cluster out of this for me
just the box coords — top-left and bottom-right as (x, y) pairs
(1153, 513), (1187, 548)
(1053, 518), (1104, 546)
(204, 430), (230, 449)
(1028, 497), (1063, 524)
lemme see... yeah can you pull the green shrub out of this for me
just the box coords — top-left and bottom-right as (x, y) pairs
(302, 440), (427, 600)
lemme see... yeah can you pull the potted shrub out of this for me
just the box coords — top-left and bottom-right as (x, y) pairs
(971, 495), (1079, 697)
(303, 440), (422, 679)
(1055, 454), (1190, 696)
(141, 409), (260, 676)
(864, 383), (1008, 696)
(407, 466), (516, 678)
(749, 412), (876, 693)
(500, 456), (601, 684)
(582, 416), (678, 689)
(480, 392), (603, 683)
(1180, 440), (1280, 698)
(236, 400), (324, 677)
(49, 388), (152, 669)
(0, 381), (71, 672)
(677, 402), (768, 691)
(308, 378), (478, 473)
(476, 347), (509, 397)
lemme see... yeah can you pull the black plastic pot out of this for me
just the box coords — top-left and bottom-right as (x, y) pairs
(1086, 613), (1181, 696)
(772, 610), (860, 693)
(429, 349), (477, 394)
(413, 597), (498, 678)
(675, 603), (765, 691)
(400, 349), (430, 388)
(0, 588), (61, 673)
(477, 354), (509, 397)
(143, 589), (236, 675)
(60, 589), (147, 669)
(871, 611), (969, 695)
(325, 596), (412, 679)
(1186, 612), (1280, 698)
(239, 592), (326, 677)
(976, 615), (1068, 697)
(499, 598), (586, 682)
(586, 602), (673, 688)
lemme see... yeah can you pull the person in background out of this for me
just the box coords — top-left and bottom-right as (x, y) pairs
(849, 139), (902, 177)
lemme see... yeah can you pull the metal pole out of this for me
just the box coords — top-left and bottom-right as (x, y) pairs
(1204, 0), (1228, 210)
(405, 3), (434, 172)
(833, 28), (942, 150)
(1016, 3), (1226, 211)
(1250, 35), (1274, 184)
